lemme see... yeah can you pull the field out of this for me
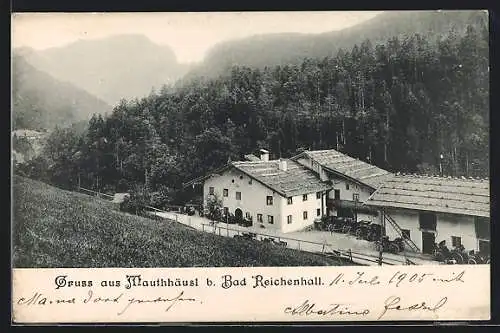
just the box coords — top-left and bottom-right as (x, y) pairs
(12, 176), (351, 267)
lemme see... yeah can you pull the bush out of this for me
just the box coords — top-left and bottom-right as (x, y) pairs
(148, 188), (173, 209)
(119, 192), (146, 215)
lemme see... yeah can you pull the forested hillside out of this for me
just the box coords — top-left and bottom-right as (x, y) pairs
(12, 55), (112, 130)
(187, 10), (488, 79)
(17, 20), (489, 208)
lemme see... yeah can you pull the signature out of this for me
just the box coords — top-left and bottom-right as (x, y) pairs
(377, 296), (448, 320)
(117, 291), (197, 316)
(284, 299), (370, 317)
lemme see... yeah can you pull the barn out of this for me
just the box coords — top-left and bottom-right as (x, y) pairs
(364, 174), (490, 255)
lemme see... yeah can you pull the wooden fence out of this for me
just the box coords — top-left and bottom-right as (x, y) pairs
(77, 186), (411, 266)
(198, 223), (406, 266)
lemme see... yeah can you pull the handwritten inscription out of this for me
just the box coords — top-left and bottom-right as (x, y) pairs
(329, 270), (465, 288)
(285, 300), (370, 317)
(16, 290), (199, 316)
(117, 291), (198, 316)
(377, 296), (448, 320)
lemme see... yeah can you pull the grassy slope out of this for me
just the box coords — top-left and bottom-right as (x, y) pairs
(13, 176), (349, 268)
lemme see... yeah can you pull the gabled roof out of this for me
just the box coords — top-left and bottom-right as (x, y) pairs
(364, 174), (490, 218)
(183, 159), (332, 197)
(292, 149), (393, 189)
(232, 160), (332, 197)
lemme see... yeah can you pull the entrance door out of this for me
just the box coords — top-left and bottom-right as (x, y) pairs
(422, 231), (435, 254)
(334, 189), (340, 200)
(235, 208), (243, 222)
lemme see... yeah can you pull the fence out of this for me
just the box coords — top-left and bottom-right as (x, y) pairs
(78, 187), (114, 200)
(76, 186), (413, 266)
(198, 222), (406, 266)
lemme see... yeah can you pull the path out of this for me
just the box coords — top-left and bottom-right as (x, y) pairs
(152, 210), (440, 266)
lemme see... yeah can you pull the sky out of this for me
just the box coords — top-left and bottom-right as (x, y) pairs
(11, 11), (382, 63)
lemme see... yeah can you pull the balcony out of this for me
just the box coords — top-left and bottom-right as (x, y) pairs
(326, 198), (378, 215)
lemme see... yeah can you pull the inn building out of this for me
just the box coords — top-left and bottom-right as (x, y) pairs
(364, 174), (490, 255)
(186, 149), (332, 233)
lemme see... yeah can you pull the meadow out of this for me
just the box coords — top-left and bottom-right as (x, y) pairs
(12, 176), (350, 267)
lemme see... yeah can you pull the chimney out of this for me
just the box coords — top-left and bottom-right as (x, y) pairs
(259, 149), (269, 162)
(278, 159), (288, 171)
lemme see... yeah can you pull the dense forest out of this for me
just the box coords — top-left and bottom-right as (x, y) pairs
(16, 22), (489, 207)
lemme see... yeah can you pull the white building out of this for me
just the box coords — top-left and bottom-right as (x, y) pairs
(187, 150), (332, 233)
(364, 174), (490, 255)
(290, 149), (393, 223)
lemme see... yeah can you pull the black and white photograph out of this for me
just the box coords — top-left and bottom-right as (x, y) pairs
(11, 10), (490, 271)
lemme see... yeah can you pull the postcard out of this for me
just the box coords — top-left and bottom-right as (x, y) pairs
(11, 10), (491, 324)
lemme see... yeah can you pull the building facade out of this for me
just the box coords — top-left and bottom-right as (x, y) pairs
(194, 152), (332, 233)
(365, 174), (490, 255)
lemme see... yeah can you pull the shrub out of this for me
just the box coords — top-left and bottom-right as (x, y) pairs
(119, 192), (146, 215)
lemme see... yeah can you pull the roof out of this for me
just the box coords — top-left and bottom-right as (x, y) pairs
(243, 154), (261, 162)
(232, 159), (332, 197)
(296, 149), (393, 189)
(364, 174), (490, 218)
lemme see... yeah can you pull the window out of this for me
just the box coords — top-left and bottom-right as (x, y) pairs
(419, 212), (437, 231)
(303, 211), (308, 220)
(224, 207), (229, 215)
(209, 187), (214, 195)
(353, 193), (359, 201)
(451, 236), (462, 248)
(268, 215), (274, 224)
(303, 194), (308, 201)
(287, 215), (292, 224)
(317, 209), (321, 217)
(245, 212), (251, 219)
(346, 183), (350, 190)
(334, 189), (340, 200)
(287, 197), (293, 205)
(266, 196), (273, 205)
(223, 189), (228, 197)
(316, 192), (322, 199)
(257, 214), (263, 223)
(475, 217), (490, 240)
(239, 175), (244, 180)
(236, 191), (241, 200)
(232, 179), (235, 183)
(249, 179), (253, 185)
(402, 229), (411, 239)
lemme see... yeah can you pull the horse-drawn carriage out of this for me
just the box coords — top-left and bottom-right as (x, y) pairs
(261, 237), (287, 247)
(315, 216), (384, 243)
(433, 240), (490, 264)
(233, 232), (257, 241)
(374, 235), (406, 254)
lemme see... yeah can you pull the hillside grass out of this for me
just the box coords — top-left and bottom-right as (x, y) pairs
(12, 176), (350, 268)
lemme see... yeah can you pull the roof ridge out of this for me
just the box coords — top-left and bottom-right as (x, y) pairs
(393, 173), (489, 182)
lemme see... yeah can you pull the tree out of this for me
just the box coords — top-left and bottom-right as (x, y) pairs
(205, 192), (223, 223)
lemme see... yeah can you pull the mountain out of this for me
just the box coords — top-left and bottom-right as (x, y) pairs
(12, 54), (112, 130)
(186, 10), (488, 79)
(18, 34), (192, 105)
